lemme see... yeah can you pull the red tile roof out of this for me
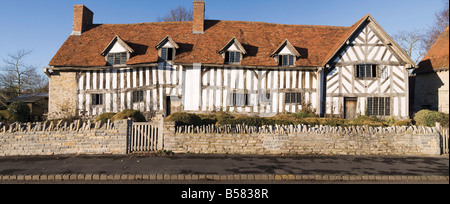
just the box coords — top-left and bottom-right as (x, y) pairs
(49, 18), (364, 68)
(416, 27), (449, 74)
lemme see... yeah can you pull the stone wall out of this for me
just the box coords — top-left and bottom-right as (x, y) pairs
(48, 71), (78, 120)
(163, 122), (442, 156)
(0, 120), (128, 156)
(0, 120), (443, 156)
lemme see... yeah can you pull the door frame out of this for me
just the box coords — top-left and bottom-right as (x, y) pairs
(344, 97), (358, 119)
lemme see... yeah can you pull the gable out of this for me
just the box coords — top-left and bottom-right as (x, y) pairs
(326, 15), (416, 68)
(271, 39), (300, 57)
(109, 41), (129, 53)
(332, 23), (400, 64)
(219, 37), (247, 54)
(101, 35), (134, 56)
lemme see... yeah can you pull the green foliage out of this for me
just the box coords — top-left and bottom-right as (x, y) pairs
(111, 109), (146, 122)
(0, 110), (7, 122)
(348, 115), (388, 127)
(393, 119), (414, 127)
(7, 101), (30, 123)
(293, 110), (316, 119)
(165, 112), (202, 126)
(165, 112), (423, 128)
(95, 112), (116, 123)
(414, 109), (449, 127)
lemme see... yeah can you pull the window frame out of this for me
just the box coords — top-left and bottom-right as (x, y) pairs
(106, 52), (128, 66)
(132, 90), (145, 103)
(91, 94), (104, 106)
(225, 51), (242, 64)
(285, 92), (302, 104)
(367, 97), (390, 116)
(278, 54), (295, 67)
(229, 92), (249, 107)
(160, 47), (175, 61)
(355, 64), (378, 79)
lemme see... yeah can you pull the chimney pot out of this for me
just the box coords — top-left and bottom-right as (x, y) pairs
(192, 1), (205, 34)
(72, 5), (94, 35)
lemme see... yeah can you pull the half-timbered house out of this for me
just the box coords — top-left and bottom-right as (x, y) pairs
(45, 1), (415, 120)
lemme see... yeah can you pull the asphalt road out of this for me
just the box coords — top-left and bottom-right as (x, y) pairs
(0, 154), (448, 177)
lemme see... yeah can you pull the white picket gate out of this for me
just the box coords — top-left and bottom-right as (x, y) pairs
(127, 121), (163, 153)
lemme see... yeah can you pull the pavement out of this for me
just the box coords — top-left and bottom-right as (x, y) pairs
(0, 154), (448, 183)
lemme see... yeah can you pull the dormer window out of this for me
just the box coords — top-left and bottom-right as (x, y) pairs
(219, 37), (247, 65)
(225, 51), (241, 64)
(107, 52), (128, 65)
(156, 36), (179, 62)
(271, 39), (300, 67)
(278, 54), (295, 66)
(101, 35), (134, 66)
(160, 47), (174, 61)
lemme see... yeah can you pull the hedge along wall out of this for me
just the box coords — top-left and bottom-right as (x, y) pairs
(163, 122), (442, 156)
(0, 120), (128, 156)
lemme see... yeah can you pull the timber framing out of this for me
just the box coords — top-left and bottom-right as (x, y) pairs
(46, 2), (416, 120)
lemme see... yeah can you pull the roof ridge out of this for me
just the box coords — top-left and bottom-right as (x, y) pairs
(91, 20), (349, 29)
(206, 19), (350, 28)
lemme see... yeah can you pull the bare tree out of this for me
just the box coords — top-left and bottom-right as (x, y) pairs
(393, 30), (426, 64)
(0, 49), (48, 96)
(423, 0), (449, 51)
(157, 6), (193, 22)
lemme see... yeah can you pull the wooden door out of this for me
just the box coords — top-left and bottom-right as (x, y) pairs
(344, 98), (357, 119)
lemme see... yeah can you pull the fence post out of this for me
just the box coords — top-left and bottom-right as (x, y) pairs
(126, 119), (133, 154)
(435, 122), (441, 133)
(157, 117), (164, 150)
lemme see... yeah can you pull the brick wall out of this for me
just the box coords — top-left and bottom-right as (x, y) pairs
(192, 1), (205, 34)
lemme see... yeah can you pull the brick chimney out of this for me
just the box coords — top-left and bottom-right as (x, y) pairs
(192, 1), (205, 34)
(72, 5), (94, 35)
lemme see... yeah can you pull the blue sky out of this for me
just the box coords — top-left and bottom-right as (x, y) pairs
(0, 0), (445, 69)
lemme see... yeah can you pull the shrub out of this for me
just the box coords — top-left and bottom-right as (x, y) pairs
(111, 109), (146, 122)
(7, 101), (30, 123)
(393, 119), (414, 127)
(414, 110), (449, 127)
(348, 115), (388, 127)
(0, 110), (10, 122)
(165, 112), (202, 126)
(293, 110), (316, 119)
(95, 112), (116, 123)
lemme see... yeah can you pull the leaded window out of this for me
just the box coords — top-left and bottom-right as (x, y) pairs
(107, 52), (128, 65)
(367, 97), (390, 116)
(285, 92), (301, 104)
(160, 47), (174, 61)
(92, 94), (103, 106)
(132, 90), (144, 103)
(278, 55), (295, 66)
(356, 64), (378, 79)
(225, 51), (241, 64)
(229, 92), (249, 107)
